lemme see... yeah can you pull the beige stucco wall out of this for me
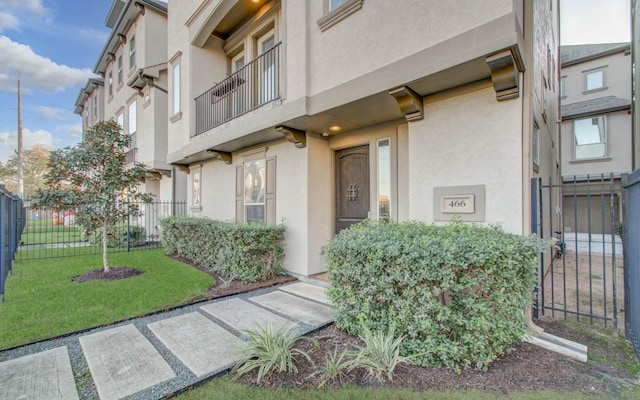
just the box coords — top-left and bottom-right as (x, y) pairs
(561, 50), (631, 105)
(306, 0), (515, 96)
(408, 85), (524, 234)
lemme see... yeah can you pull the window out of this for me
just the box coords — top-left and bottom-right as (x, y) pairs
(172, 62), (180, 116)
(108, 71), (113, 97)
(574, 116), (607, 159)
(318, 0), (364, 31)
(244, 159), (266, 223)
(377, 138), (391, 221)
(560, 76), (566, 97)
(92, 95), (97, 118)
(258, 31), (276, 103)
(117, 56), (123, 84)
(585, 69), (605, 91)
(192, 169), (201, 207)
(533, 124), (540, 167)
(330, 0), (346, 10)
(129, 35), (136, 69)
(128, 101), (136, 147)
(231, 52), (245, 115)
(116, 112), (124, 131)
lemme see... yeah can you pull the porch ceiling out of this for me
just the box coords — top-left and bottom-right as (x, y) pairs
(172, 55), (493, 165)
(279, 56), (492, 136)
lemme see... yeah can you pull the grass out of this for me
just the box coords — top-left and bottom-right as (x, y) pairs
(555, 319), (640, 376)
(21, 220), (83, 245)
(175, 376), (617, 400)
(0, 249), (214, 350)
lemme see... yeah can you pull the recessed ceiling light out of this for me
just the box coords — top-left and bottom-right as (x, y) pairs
(329, 125), (342, 132)
(251, 0), (260, 3)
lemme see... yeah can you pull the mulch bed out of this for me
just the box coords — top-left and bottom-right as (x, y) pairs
(71, 266), (143, 283)
(168, 255), (297, 299)
(237, 323), (637, 395)
(70, 255), (638, 396)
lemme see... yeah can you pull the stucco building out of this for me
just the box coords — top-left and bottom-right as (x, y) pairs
(162, 0), (560, 278)
(75, 0), (187, 206)
(559, 43), (632, 234)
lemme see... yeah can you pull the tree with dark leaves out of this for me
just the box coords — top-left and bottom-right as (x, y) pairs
(32, 120), (152, 272)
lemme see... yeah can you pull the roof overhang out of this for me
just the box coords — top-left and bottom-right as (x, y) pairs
(94, 0), (167, 75)
(73, 78), (104, 115)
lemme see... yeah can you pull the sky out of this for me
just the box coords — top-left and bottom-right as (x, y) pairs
(0, 0), (633, 164)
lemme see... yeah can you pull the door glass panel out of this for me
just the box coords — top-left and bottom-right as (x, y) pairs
(377, 138), (391, 221)
(232, 54), (245, 116)
(260, 34), (276, 103)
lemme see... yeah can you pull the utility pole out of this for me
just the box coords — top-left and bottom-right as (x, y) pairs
(17, 77), (23, 198)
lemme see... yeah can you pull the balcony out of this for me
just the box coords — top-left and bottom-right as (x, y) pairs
(195, 42), (281, 136)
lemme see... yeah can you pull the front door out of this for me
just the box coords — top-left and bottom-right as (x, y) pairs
(335, 145), (370, 234)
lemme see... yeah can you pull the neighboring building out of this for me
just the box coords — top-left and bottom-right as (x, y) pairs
(164, 0), (560, 278)
(78, 0), (187, 206)
(559, 43), (632, 234)
(74, 78), (105, 141)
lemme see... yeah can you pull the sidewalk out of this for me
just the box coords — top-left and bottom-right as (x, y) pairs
(0, 281), (332, 400)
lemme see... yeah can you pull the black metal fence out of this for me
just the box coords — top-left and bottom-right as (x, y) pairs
(194, 42), (281, 136)
(532, 174), (622, 329)
(17, 200), (187, 261)
(623, 170), (640, 359)
(0, 186), (25, 301)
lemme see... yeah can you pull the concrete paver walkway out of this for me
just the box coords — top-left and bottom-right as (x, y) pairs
(0, 281), (332, 400)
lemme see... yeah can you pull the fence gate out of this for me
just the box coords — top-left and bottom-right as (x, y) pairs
(623, 170), (640, 358)
(532, 174), (622, 329)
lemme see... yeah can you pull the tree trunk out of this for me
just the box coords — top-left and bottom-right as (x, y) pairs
(102, 220), (110, 273)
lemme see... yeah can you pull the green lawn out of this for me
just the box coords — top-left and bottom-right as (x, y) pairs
(20, 220), (83, 245)
(175, 377), (617, 400)
(0, 249), (214, 350)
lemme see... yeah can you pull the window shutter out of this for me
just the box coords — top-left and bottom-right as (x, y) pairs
(266, 156), (276, 225)
(236, 164), (244, 223)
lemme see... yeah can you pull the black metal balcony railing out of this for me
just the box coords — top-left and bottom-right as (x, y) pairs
(195, 42), (281, 136)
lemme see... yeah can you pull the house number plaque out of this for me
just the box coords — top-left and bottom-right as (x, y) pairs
(440, 194), (475, 214)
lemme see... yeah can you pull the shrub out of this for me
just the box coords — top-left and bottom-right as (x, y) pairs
(88, 225), (146, 248)
(324, 220), (548, 372)
(233, 322), (318, 383)
(159, 216), (285, 283)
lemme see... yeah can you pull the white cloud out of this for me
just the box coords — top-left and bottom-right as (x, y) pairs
(0, 128), (53, 162)
(3, 0), (46, 15)
(78, 28), (110, 44)
(0, 12), (20, 32)
(0, 35), (94, 93)
(54, 123), (84, 143)
(36, 106), (66, 121)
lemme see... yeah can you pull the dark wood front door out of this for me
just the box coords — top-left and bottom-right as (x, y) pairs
(335, 145), (370, 234)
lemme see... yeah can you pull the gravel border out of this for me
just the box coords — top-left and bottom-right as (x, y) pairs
(0, 282), (329, 400)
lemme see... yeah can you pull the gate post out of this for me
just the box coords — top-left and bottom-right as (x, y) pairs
(531, 178), (539, 319)
(622, 173), (630, 341)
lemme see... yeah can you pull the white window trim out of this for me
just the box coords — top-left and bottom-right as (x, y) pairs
(129, 34), (136, 72)
(170, 52), (182, 122)
(583, 66), (607, 93)
(317, 0), (364, 31)
(572, 115), (609, 161)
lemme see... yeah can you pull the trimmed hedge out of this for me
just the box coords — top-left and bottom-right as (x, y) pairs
(160, 216), (285, 283)
(88, 225), (146, 248)
(324, 220), (548, 372)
